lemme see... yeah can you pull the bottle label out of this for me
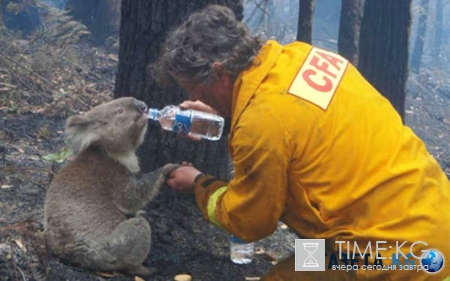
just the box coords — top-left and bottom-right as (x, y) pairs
(172, 111), (191, 134)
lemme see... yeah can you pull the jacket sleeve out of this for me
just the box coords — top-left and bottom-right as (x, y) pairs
(194, 102), (291, 242)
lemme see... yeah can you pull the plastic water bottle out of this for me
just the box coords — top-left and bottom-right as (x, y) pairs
(230, 235), (254, 264)
(147, 105), (224, 141)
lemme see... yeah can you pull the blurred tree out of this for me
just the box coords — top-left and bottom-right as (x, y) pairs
(297, 0), (314, 43)
(410, 0), (430, 73)
(442, 0), (450, 50)
(338, 0), (364, 65)
(0, 0), (41, 36)
(65, 0), (120, 44)
(358, 0), (412, 121)
(433, 0), (444, 64)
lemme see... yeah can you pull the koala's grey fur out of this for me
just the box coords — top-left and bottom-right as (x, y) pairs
(44, 97), (179, 277)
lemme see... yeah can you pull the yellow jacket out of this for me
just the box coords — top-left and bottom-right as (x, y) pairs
(194, 40), (450, 278)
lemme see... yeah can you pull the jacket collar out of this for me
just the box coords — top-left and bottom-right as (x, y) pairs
(230, 40), (283, 132)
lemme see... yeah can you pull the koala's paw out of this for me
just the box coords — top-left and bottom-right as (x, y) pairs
(160, 163), (181, 177)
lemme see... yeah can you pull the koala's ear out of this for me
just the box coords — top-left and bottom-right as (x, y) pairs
(65, 114), (99, 154)
(66, 115), (92, 128)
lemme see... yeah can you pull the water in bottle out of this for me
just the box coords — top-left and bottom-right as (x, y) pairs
(147, 105), (224, 141)
(230, 235), (254, 264)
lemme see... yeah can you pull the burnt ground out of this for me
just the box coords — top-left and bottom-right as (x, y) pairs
(0, 33), (449, 281)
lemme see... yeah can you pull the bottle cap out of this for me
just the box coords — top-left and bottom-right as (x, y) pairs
(230, 235), (249, 243)
(147, 108), (157, 120)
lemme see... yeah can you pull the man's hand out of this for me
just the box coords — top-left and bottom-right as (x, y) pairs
(179, 100), (217, 114)
(166, 163), (203, 193)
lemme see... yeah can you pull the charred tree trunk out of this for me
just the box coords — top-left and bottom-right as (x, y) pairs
(338, 0), (364, 65)
(297, 0), (314, 43)
(114, 1), (273, 280)
(358, 0), (411, 122)
(410, 0), (429, 73)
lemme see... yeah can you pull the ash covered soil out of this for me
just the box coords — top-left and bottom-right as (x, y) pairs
(0, 39), (449, 281)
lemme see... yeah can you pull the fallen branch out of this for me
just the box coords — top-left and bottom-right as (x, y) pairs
(0, 82), (17, 88)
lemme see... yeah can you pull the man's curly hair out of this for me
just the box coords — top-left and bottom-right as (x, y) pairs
(155, 5), (263, 87)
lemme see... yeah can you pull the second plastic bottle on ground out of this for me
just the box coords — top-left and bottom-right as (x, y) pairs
(230, 235), (255, 264)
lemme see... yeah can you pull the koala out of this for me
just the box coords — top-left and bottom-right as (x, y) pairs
(44, 97), (178, 277)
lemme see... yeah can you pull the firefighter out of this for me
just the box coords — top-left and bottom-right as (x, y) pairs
(157, 5), (450, 280)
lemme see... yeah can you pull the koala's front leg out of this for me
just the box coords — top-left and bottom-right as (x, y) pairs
(113, 163), (180, 214)
(136, 163), (180, 203)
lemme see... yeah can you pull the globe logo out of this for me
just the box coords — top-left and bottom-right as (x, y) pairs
(421, 250), (444, 273)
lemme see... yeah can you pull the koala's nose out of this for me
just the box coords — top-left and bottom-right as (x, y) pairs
(134, 99), (148, 114)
